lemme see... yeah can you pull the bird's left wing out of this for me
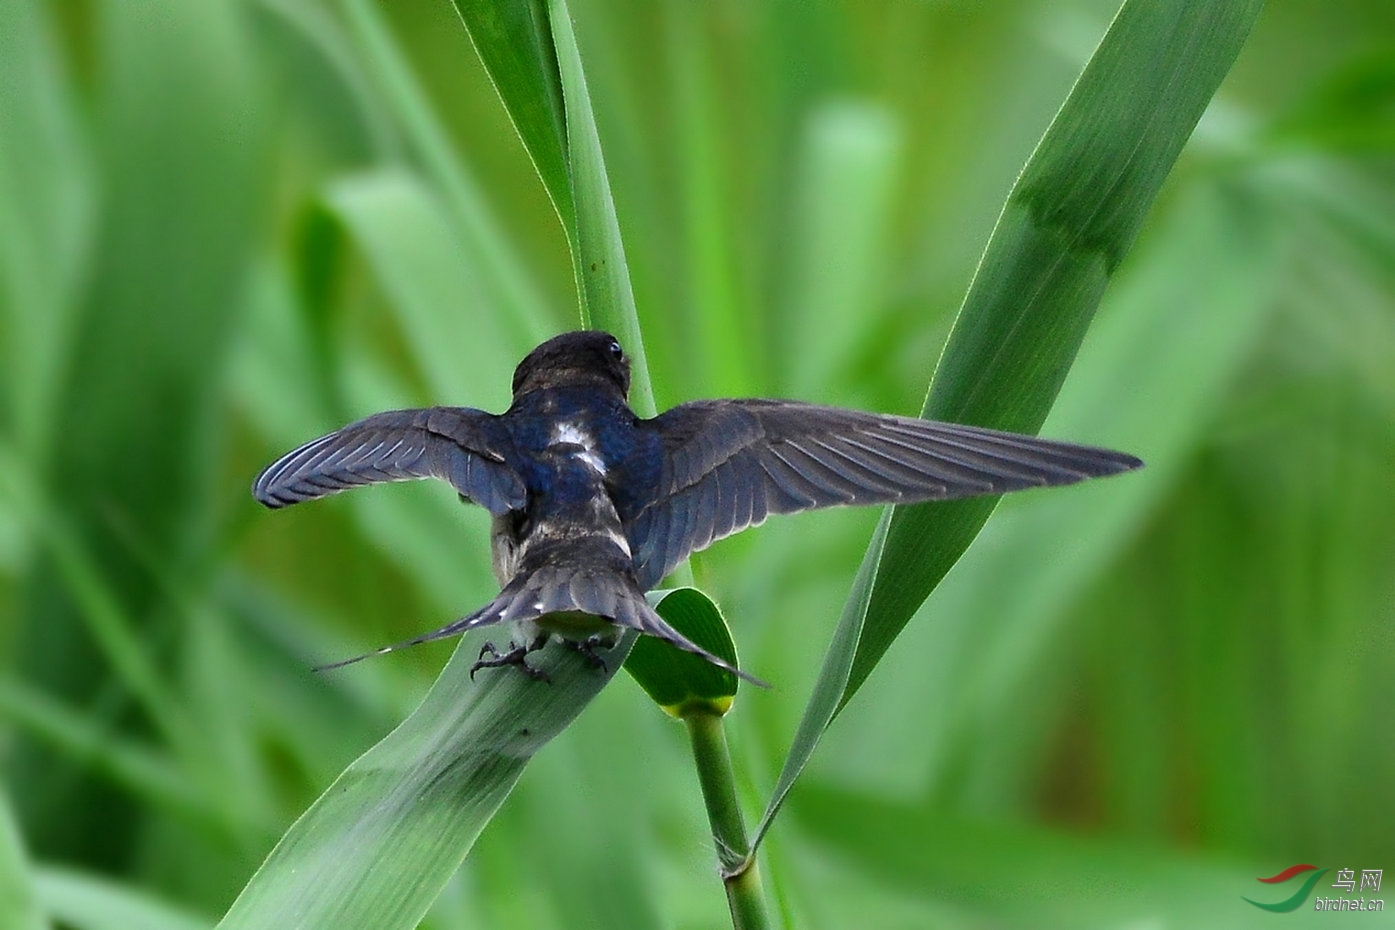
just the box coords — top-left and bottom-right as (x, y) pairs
(621, 399), (1142, 589)
(253, 407), (526, 514)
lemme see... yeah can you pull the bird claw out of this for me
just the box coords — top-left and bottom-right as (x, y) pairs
(561, 634), (613, 671)
(470, 640), (551, 684)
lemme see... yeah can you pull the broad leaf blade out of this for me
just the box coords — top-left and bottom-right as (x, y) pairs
(817, 182), (1280, 794)
(216, 635), (634, 930)
(448, 0), (573, 231)
(854, 0), (1265, 699)
(756, 0), (1265, 847)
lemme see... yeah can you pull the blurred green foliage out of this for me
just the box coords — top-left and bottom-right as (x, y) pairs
(1, 1), (1392, 928)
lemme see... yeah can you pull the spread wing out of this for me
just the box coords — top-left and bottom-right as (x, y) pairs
(252, 407), (526, 515)
(623, 399), (1142, 588)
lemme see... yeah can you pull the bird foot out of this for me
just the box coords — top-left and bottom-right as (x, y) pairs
(470, 639), (551, 684)
(561, 634), (614, 671)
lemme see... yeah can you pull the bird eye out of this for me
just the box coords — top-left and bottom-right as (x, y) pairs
(608, 340), (624, 360)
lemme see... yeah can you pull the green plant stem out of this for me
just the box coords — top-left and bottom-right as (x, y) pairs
(683, 711), (771, 930)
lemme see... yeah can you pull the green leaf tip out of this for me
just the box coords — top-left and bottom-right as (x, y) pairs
(625, 588), (741, 716)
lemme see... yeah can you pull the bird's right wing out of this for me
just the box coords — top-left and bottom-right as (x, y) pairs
(252, 407), (526, 515)
(623, 399), (1142, 589)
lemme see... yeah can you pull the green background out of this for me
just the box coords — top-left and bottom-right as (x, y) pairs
(2, 0), (1392, 928)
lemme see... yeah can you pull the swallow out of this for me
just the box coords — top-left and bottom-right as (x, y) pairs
(253, 330), (1142, 685)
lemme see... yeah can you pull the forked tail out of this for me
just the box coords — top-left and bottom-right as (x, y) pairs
(316, 553), (765, 687)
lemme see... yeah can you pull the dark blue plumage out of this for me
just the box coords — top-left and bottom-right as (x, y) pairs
(253, 330), (1142, 683)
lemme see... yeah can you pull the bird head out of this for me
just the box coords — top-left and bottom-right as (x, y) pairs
(511, 330), (632, 399)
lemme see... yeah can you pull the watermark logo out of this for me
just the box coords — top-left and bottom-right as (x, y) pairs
(1244, 864), (1327, 912)
(1244, 864), (1384, 913)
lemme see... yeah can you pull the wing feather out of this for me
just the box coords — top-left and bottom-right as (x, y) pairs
(624, 399), (1141, 588)
(252, 407), (525, 514)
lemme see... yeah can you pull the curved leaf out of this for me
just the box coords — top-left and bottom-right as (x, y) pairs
(626, 588), (740, 717)
(448, 0), (573, 231)
(547, 0), (657, 415)
(755, 0), (1266, 848)
(850, 0), (1266, 701)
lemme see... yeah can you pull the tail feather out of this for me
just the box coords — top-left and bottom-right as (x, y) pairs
(626, 594), (767, 687)
(316, 559), (765, 686)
